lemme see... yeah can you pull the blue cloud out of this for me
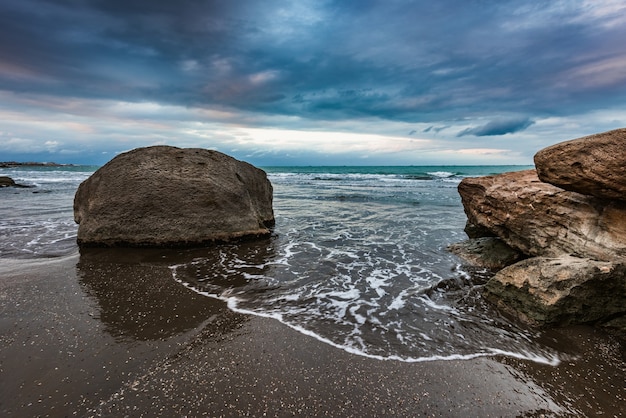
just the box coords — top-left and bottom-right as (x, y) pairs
(2, 0), (625, 123)
(423, 126), (447, 134)
(457, 118), (536, 137)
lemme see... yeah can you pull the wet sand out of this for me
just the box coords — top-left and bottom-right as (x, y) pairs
(1, 249), (624, 417)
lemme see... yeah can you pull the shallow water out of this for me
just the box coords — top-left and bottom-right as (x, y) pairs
(0, 166), (94, 258)
(0, 164), (565, 363)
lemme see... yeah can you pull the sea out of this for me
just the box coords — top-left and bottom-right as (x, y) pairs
(1, 164), (566, 364)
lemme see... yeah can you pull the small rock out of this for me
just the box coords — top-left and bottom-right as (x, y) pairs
(0, 176), (16, 187)
(0, 176), (33, 188)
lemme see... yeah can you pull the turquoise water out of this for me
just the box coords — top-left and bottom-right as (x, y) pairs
(263, 165), (532, 177)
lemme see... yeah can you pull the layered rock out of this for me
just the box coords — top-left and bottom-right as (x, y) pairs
(458, 170), (626, 261)
(454, 129), (626, 329)
(74, 146), (274, 247)
(534, 128), (626, 201)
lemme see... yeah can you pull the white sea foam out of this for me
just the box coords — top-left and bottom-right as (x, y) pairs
(170, 248), (564, 366)
(426, 171), (456, 178)
(387, 291), (407, 311)
(418, 294), (460, 313)
(174, 267), (564, 365)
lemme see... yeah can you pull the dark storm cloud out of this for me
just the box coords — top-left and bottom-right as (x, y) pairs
(1, 0), (626, 123)
(0, 0), (239, 99)
(457, 117), (536, 137)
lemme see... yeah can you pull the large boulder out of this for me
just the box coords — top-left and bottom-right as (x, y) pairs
(458, 169), (626, 261)
(484, 255), (626, 326)
(534, 128), (626, 201)
(74, 146), (274, 247)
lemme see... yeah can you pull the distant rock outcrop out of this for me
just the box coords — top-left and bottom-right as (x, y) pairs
(74, 146), (274, 247)
(452, 128), (626, 329)
(0, 161), (65, 168)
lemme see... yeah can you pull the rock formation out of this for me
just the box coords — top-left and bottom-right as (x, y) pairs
(534, 128), (626, 201)
(454, 128), (626, 329)
(458, 170), (626, 261)
(74, 146), (274, 247)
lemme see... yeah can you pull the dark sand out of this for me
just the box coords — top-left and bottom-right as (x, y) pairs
(1, 249), (624, 417)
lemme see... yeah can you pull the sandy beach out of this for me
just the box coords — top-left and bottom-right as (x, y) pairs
(1, 249), (624, 417)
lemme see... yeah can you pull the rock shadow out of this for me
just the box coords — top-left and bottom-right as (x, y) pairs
(76, 239), (277, 342)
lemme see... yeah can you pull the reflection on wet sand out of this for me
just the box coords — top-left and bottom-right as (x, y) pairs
(169, 238), (281, 301)
(77, 247), (247, 341)
(76, 238), (278, 342)
(501, 325), (626, 415)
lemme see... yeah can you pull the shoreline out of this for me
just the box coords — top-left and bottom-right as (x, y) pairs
(1, 253), (624, 416)
(0, 162), (73, 168)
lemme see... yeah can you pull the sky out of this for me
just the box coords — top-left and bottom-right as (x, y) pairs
(1, 0), (626, 166)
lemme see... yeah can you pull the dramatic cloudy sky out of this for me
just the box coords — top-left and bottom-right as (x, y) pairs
(1, 0), (625, 165)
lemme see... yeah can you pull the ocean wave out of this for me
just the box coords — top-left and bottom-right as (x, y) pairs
(269, 172), (457, 182)
(168, 227), (563, 366)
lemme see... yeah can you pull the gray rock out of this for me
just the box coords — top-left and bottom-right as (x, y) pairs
(74, 146), (274, 247)
(484, 255), (626, 327)
(534, 128), (626, 201)
(0, 176), (16, 187)
(0, 176), (32, 188)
